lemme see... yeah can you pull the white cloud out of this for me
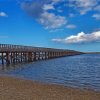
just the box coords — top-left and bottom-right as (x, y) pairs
(52, 31), (100, 44)
(43, 4), (55, 10)
(0, 12), (8, 17)
(76, 0), (97, 8)
(49, 28), (64, 33)
(79, 8), (92, 15)
(39, 12), (67, 29)
(92, 14), (100, 20)
(94, 5), (100, 12)
(69, 13), (75, 17)
(66, 24), (76, 29)
(69, 0), (98, 15)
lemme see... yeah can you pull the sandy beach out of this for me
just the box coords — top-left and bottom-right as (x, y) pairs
(0, 76), (100, 100)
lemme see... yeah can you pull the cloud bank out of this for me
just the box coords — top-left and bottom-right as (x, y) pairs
(52, 31), (100, 44)
(21, 0), (67, 29)
(19, 0), (100, 30)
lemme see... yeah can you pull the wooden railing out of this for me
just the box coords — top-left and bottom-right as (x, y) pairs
(0, 44), (83, 65)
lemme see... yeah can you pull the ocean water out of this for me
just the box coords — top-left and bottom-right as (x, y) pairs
(0, 54), (100, 91)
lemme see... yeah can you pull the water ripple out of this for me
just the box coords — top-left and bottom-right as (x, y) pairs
(0, 54), (100, 91)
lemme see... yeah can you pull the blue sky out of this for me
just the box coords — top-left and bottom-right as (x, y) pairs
(0, 0), (100, 52)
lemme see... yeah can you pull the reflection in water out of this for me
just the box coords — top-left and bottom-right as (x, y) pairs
(0, 62), (33, 72)
(0, 64), (15, 71)
(0, 54), (100, 91)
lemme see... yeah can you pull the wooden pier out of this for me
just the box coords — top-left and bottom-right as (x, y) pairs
(0, 44), (83, 65)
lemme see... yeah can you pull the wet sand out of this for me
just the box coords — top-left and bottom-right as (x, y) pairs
(0, 76), (100, 100)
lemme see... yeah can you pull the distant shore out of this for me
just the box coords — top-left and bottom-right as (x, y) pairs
(85, 52), (100, 54)
(0, 76), (100, 100)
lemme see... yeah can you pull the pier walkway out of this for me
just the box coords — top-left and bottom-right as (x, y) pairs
(0, 44), (82, 65)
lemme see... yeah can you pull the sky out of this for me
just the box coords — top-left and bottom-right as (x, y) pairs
(0, 0), (100, 52)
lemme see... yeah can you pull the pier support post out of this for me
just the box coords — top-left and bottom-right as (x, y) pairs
(11, 52), (13, 63)
(33, 52), (36, 61)
(21, 52), (23, 62)
(6, 52), (10, 65)
(28, 52), (32, 62)
(1, 52), (4, 65)
(13, 52), (15, 64)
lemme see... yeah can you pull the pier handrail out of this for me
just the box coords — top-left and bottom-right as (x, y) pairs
(0, 44), (77, 52)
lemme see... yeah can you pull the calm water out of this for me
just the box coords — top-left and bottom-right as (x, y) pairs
(0, 54), (100, 91)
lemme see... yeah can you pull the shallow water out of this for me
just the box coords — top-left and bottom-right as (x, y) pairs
(0, 54), (100, 91)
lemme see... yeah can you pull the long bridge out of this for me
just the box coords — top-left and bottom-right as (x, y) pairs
(0, 44), (83, 65)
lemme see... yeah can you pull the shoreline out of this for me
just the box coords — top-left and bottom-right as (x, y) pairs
(0, 75), (100, 100)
